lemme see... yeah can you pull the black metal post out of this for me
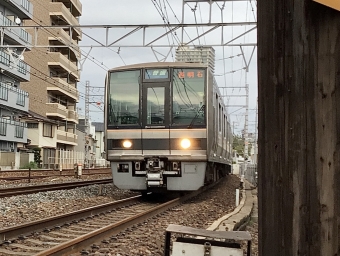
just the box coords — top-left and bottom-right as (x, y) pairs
(247, 241), (251, 256)
(28, 167), (31, 183)
(163, 231), (171, 256)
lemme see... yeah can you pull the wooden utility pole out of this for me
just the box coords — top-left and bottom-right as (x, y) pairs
(258, 1), (340, 255)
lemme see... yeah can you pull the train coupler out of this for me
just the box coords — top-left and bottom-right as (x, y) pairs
(146, 172), (163, 187)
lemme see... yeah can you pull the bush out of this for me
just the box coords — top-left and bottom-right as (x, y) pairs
(20, 161), (39, 169)
(33, 148), (42, 166)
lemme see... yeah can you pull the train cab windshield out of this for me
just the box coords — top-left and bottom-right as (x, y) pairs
(107, 67), (206, 129)
(172, 69), (205, 126)
(108, 70), (141, 126)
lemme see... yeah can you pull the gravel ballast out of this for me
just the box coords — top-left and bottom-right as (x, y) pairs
(0, 184), (138, 228)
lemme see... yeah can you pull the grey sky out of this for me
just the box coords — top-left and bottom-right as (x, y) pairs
(77, 0), (257, 135)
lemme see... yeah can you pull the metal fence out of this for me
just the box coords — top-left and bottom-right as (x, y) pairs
(239, 163), (257, 186)
(46, 149), (84, 170)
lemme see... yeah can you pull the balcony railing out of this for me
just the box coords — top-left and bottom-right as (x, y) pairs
(3, 0), (33, 19)
(17, 61), (28, 75)
(1, 14), (32, 44)
(21, 0), (31, 12)
(0, 50), (10, 66)
(67, 110), (79, 123)
(0, 49), (30, 80)
(3, 16), (12, 26)
(46, 103), (68, 119)
(20, 29), (29, 42)
(69, 0), (82, 16)
(57, 129), (78, 145)
(15, 125), (24, 138)
(49, 2), (81, 37)
(0, 82), (29, 111)
(0, 121), (6, 136)
(49, 77), (79, 101)
(48, 52), (79, 79)
(51, 28), (80, 58)
(0, 117), (27, 142)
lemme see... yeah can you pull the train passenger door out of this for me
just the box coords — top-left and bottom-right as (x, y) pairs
(142, 83), (170, 128)
(141, 82), (171, 155)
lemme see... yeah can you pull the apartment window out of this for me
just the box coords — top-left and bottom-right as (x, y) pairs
(0, 83), (8, 100)
(43, 123), (53, 137)
(27, 123), (38, 129)
(0, 121), (7, 136)
(15, 125), (24, 138)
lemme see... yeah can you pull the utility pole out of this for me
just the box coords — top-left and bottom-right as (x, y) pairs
(244, 78), (249, 159)
(84, 81), (90, 168)
(254, 97), (258, 165)
(84, 81), (105, 168)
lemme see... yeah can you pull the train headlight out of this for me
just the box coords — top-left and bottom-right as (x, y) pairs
(122, 140), (132, 148)
(180, 139), (191, 149)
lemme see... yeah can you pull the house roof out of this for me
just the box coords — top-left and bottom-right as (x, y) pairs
(26, 111), (59, 125)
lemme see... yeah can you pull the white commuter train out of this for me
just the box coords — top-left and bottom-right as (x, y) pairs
(104, 62), (233, 193)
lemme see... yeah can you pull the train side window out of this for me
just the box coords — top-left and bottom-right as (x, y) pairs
(222, 107), (224, 135)
(218, 104), (222, 132)
(224, 114), (226, 138)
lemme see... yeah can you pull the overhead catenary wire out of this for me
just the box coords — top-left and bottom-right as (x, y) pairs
(5, 0), (256, 132)
(24, 0), (126, 69)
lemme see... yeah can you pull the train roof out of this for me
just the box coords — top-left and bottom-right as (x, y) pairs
(108, 62), (208, 72)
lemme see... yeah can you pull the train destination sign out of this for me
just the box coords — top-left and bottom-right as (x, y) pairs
(177, 70), (204, 79)
(145, 69), (169, 79)
(313, 0), (340, 11)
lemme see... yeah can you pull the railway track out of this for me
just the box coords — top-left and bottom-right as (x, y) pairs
(0, 168), (111, 181)
(0, 179), (113, 198)
(0, 182), (216, 255)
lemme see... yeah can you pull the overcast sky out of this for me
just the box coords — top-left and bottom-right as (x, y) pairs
(77, 0), (257, 135)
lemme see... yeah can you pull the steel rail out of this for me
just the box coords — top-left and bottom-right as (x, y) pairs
(0, 195), (142, 242)
(0, 179), (112, 198)
(0, 168), (111, 174)
(35, 181), (219, 256)
(0, 173), (112, 181)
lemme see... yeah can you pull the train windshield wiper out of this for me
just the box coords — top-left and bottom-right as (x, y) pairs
(187, 105), (205, 129)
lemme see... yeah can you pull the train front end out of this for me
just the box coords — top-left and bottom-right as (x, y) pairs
(105, 63), (208, 192)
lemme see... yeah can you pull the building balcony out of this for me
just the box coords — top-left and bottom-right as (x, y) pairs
(0, 50), (30, 82)
(48, 78), (79, 102)
(46, 103), (68, 120)
(57, 0), (82, 17)
(0, 14), (32, 49)
(0, 117), (27, 143)
(0, 82), (29, 112)
(67, 110), (78, 124)
(2, 0), (33, 19)
(49, 2), (81, 38)
(47, 52), (79, 80)
(49, 28), (80, 59)
(57, 129), (77, 145)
